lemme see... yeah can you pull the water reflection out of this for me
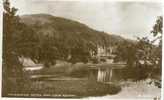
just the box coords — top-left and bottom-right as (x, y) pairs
(97, 68), (113, 82)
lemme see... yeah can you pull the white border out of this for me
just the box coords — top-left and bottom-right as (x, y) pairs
(0, 0), (163, 100)
(161, 2), (164, 100)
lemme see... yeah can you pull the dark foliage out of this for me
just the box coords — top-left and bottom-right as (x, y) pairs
(18, 14), (126, 64)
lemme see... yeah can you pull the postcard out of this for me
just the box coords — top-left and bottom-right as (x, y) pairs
(1, 0), (163, 100)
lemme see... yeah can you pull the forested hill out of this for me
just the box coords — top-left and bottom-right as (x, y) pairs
(20, 14), (126, 48)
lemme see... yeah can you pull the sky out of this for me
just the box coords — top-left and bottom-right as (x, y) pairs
(10, 0), (163, 40)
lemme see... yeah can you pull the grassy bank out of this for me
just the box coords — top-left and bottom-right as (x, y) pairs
(4, 79), (121, 98)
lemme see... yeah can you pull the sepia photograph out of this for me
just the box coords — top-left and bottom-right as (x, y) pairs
(1, 0), (163, 99)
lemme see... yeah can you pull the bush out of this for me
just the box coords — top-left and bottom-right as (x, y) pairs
(67, 63), (89, 78)
(90, 57), (99, 64)
(122, 66), (152, 81)
(100, 58), (106, 62)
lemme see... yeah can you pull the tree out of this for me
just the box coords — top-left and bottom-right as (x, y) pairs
(151, 16), (162, 70)
(114, 41), (137, 67)
(3, 0), (22, 76)
(151, 16), (163, 36)
(2, 0), (24, 95)
(3, 1), (43, 95)
(134, 16), (163, 79)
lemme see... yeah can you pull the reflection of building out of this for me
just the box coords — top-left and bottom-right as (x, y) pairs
(88, 63), (126, 83)
(97, 68), (112, 82)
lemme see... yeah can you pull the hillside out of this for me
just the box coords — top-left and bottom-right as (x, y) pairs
(20, 14), (126, 48)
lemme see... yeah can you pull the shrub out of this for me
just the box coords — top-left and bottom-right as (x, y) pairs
(100, 58), (106, 62)
(122, 65), (152, 81)
(66, 63), (89, 78)
(90, 57), (99, 64)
